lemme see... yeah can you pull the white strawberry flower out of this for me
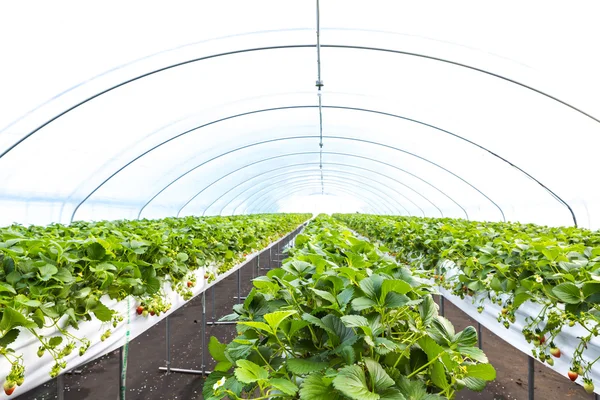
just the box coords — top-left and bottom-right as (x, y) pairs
(535, 274), (543, 283)
(213, 377), (226, 390)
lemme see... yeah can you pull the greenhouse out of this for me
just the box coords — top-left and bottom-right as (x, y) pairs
(1, 1), (600, 399)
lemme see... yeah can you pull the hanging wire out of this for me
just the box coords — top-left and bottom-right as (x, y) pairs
(316, 0), (324, 194)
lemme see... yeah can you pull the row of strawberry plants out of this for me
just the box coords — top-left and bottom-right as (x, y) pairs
(0, 213), (310, 396)
(334, 213), (600, 393)
(204, 215), (495, 399)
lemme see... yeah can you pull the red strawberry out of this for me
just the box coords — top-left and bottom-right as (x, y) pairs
(4, 381), (16, 395)
(550, 347), (561, 358)
(150, 310), (155, 316)
(568, 370), (578, 381)
(136, 306), (144, 315)
(204, 273), (209, 280)
(187, 281), (193, 288)
(539, 335), (546, 344)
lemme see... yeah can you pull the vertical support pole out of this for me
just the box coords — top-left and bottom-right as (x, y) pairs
(119, 346), (126, 400)
(237, 268), (241, 304)
(440, 296), (445, 317)
(211, 286), (216, 321)
(57, 374), (65, 400)
(528, 356), (534, 400)
(269, 246), (272, 269)
(201, 291), (206, 376)
(257, 253), (260, 277)
(165, 316), (171, 374)
(477, 322), (482, 349)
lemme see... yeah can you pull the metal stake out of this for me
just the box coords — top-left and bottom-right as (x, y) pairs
(440, 296), (445, 317)
(119, 346), (126, 400)
(57, 374), (64, 400)
(165, 316), (171, 374)
(201, 291), (207, 375)
(528, 356), (534, 400)
(478, 322), (482, 349)
(237, 268), (241, 304)
(212, 285), (216, 321)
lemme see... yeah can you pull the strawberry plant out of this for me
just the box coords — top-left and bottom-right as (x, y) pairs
(335, 213), (600, 391)
(204, 215), (495, 399)
(0, 213), (309, 396)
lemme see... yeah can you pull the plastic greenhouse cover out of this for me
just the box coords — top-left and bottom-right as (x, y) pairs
(1, 1), (600, 227)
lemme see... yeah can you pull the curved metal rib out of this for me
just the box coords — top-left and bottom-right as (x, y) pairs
(248, 182), (394, 215)
(236, 175), (409, 216)
(206, 163), (434, 217)
(139, 135), (492, 221)
(0, 43), (578, 225)
(5, 43), (597, 165)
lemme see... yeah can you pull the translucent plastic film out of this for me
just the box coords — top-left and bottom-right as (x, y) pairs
(1, 1), (599, 227)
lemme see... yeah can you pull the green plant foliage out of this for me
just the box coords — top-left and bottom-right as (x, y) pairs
(335, 213), (600, 386)
(205, 215), (494, 399)
(0, 213), (309, 393)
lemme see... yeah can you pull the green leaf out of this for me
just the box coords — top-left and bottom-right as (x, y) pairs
(381, 279), (412, 302)
(340, 315), (369, 328)
(419, 295), (437, 326)
(429, 317), (455, 345)
(203, 371), (228, 399)
(208, 336), (228, 362)
(552, 282), (582, 304)
(234, 359), (268, 383)
(458, 346), (489, 363)
(453, 326), (478, 348)
(513, 292), (533, 309)
(86, 242), (106, 260)
(383, 292), (411, 308)
(337, 287), (355, 310)
(359, 274), (383, 300)
(226, 339), (254, 361)
(583, 282), (600, 298)
(145, 276), (161, 294)
(0, 306), (37, 331)
(270, 378), (299, 395)
(461, 376), (487, 392)
(365, 358), (395, 391)
(238, 321), (273, 334)
(0, 329), (19, 347)
(430, 360), (449, 391)
(48, 336), (63, 347)
(286, 358), (328, 374)
(333, 365), (379, 400)
(302, 313), (335, 336)
(379, 388), (407, 400)
(92, 302), (114, 322)
(263, 310), (297, 332)
(311, 288), (338, 305)
(394, 375), (441, 400)
(340, 346), (356, 365)
(0, 282), (16, 294)
(300, 373), (338, 400)
(465, 363), (496, 381)
(53, 268), (74, 283)
(38, 264), (58, 281)
(351, 296), (377, 311)
(32, 308), (45, 329)
(176, 252), (189, 262)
